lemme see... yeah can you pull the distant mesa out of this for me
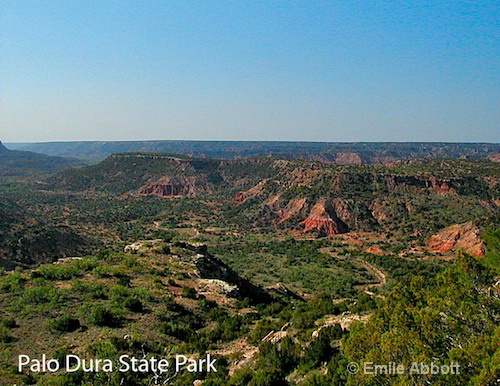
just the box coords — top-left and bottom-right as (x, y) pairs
(7, 141), (500, 163)
(0, 140), (81, 176)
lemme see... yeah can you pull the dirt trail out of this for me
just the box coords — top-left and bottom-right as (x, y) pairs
(320, 247), (387, 292)
(356, 260), (386, 288)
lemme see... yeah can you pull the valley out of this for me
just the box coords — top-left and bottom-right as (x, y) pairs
(0, 145), (498, 385)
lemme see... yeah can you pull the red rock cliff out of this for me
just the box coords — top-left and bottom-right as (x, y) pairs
(139, 176), (210, 197)
(427, 221), (485, 257)
(302, 201), (348, 236)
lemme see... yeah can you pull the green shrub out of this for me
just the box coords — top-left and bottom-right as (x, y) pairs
(301, 325), (343, 368)
(0, 318), (17, 328)
(123, 255), (141, 268)
(208, 315), (248, 343)
(153, 245), (170, 254)
(199, 299), (218, 312)
(47, 316), (81, 332)
(159, 313), (203, 340)
(0, 325), (13, 343)
(108, 284), (130, 301)
(350, 293), (377, 313)
(23, 286), (62, 304)
(123, 297), (143, 313)
(37, 260), (96, 280)
(182, 286), (197, 299)
(0, 273), (25, 292)
(72, 280), (107, 299)
(160, 321), (192, 340)
(116, 275), (131, 287)
(86, 305), (122, 327)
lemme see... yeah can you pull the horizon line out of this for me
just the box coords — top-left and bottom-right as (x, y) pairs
(4, 139), (500, 145)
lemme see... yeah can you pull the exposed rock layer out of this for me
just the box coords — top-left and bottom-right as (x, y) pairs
(427, 221), (486, 257)
(139, 176), (211, 197)
(301, 201), (349, 236)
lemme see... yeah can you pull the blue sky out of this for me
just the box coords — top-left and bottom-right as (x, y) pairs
(0, 1), (498, 142)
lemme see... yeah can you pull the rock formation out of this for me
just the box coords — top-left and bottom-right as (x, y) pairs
(266, 283), (304, 300)
(487, 153), (500, 162)
(276, 197), (308, 223)
(428, 176), (455, 196)
(194, 247), (271, 303)
(370, 199), (409, 225)
(234, 180), (268, 203)
(334, 152), (364, 165)
(302, 201), (348, 236)
(427, 221), (486, 257)
(139, 176), (210, 197)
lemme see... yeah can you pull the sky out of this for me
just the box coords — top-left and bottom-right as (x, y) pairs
(0, 1), (498, 143)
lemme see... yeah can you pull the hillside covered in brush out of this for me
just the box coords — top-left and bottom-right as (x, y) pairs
(0, 142), (81, 176)
(46, 153), (498, 245)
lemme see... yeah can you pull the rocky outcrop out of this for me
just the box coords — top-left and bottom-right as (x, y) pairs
(428, 176), (455, 196)
(266, 283), (304, 301)
(234, 180), (268, 203)
(334, 152), (364, 165)
(124, 239), (165, 253)
(139, 176), (210, 197)
(330, 198), (358, 228)
(487, 153), (500, 162)
(370, 199), (391, 224)
(365, 246), (387, 255)
(384, 175), (428, 193)
(316, 313), (371, 331)
(276, 197), (308, 223)
(198, 279), (240, 298)
(302, 201), (348, 236)
(290, 169), (323, 187)
(4, 226), (93, 268)
(262, 330), (288, 344)
(427, 221), (486, 257)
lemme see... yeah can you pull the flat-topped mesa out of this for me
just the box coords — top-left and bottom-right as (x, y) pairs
(302, 201), (349, 236)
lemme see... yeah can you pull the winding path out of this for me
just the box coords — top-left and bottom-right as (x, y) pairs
(320, 247), (387, 293)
